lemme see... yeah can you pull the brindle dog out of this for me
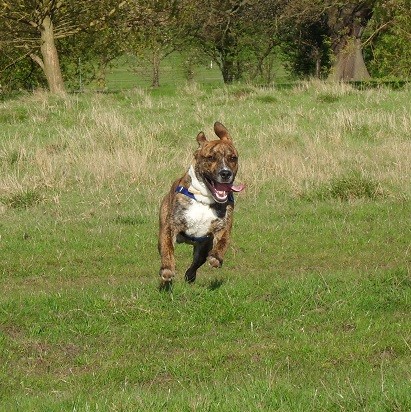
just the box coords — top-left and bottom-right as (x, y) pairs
(158, 122), (244, 288)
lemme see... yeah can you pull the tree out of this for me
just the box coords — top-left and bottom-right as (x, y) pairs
(282, 0), (375, 81)
(126, 0), (185, 88)
(0, 0), (126, 94)
(183, 0), (286, 84)
(59, 25), (126, 91)
(281, 19), (330, 79)
(364, 0), (411, 78)
(0, 43), (46, 92)
(240, 0), (286, 83)
(186, 0), (249, 83)
(326, 1), (375, 81)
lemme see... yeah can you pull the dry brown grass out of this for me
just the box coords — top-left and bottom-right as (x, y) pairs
(236, 82), (411, 201)
(1, 82), (410, 209)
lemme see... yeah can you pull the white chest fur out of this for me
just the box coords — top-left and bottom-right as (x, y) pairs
(184, 201), (217, 238)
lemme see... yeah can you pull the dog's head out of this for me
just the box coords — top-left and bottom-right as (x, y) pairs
(194, 122), (244, 203)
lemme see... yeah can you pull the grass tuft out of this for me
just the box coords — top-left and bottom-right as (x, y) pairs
(227, 84), (256, 99)
(1, 188), (42, 209)
(113, 215), (147, 226)
(302, 171), (384, 201)
(328, 172), (384, 201)
(0, 107), (29, 124)
(8, 149), (22, 165)
(256, 94), (278, 104)
(316, 93), (340, 103)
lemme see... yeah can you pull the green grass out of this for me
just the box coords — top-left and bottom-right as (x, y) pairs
(0, 81), (411, 410)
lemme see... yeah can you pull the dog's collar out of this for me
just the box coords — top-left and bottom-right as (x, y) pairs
(175, 185), (234, 203)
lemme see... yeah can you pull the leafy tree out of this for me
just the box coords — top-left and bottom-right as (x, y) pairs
(281, 0), (375, 81)
(0, 0), (126, 93)
(239, 0), (286, 84)
(185, 0), (250, 83)
(365, 0), (411, 78)
(185, 0), (286, 84)
(59, 25), (126, 91)
(326, 1), (375, 81)
(0, 45), (46, 92)
(281, 19), (330, 78)
(126, 0), (185, 88)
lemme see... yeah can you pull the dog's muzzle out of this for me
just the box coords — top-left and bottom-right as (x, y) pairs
(203, 168), (244, 203)
(218, 168), (233, 183)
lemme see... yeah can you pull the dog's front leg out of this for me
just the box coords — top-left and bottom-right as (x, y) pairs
(158, 198), (176, 286)
(207, 227), (231, 268)
(158, 228), (176, 285)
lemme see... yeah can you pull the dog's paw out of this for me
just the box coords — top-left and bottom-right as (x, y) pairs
(184, 269), (196, 283)
(207, 256), (222, 268)
(159, 268), (174, 283)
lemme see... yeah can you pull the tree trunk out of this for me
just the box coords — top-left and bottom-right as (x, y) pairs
(327, 3), (373, 82)
(96, 58), (108, 91)
(151, 51), (160, 88)
(312, 47), (321, 78)
(221, 59), (235, 84)
(39, 15), (66, 94)
(329, 36), (371, 81)
(219, 49), (240, 84)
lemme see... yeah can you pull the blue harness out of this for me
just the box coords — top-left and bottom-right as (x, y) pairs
(175, 186), (234, 203)
(175, 185), (197, 200)
(175, 185), (234, 242)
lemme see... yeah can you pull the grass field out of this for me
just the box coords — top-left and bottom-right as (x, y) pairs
(1, 81), (411, 411)
(104, 54), (226, 91)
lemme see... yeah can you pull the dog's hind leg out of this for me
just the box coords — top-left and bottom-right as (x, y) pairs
(185, 237), (213, 283)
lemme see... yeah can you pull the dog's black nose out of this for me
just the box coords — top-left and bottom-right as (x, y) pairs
(219, 169), (233, 181)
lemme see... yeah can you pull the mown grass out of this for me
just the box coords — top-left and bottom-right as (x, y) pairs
(0, 81), (410, 410)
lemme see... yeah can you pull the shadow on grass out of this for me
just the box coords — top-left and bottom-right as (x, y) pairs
(158, 280), (173, 293)
(207, 278), (225, 291)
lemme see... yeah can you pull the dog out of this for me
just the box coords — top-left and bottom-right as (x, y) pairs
(158, 122), (244, 288)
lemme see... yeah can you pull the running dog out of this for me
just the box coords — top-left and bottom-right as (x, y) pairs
(158, 122), (244, 288)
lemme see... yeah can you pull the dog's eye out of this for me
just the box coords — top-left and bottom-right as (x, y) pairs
(206, 155), (216, 162)
(229, 156), (238, 162)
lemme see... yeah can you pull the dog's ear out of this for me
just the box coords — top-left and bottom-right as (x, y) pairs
(214, 121), (232, 142)
(196, 131), (207, 146)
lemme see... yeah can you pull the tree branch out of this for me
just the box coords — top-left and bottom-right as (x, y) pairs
(0, 50), (32, 74)
(362, 20), (392, 47)
(30, 53), (44, 70)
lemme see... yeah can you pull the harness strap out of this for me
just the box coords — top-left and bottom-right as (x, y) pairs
(175, 185), (235, 203)
(175, 185), (196, 200)
(180, 232), (211, 243)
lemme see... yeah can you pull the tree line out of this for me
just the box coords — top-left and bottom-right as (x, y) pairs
(0, 0), (410, 94)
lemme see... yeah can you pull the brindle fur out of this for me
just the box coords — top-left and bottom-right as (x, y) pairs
(158, 122), (239, 288)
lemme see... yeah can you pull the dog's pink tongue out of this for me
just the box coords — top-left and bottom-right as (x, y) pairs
(230, 183), (245, 192)
(214, 182), (245, 193)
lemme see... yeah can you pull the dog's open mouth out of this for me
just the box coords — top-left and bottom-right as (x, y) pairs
(205, 178), (245, 203)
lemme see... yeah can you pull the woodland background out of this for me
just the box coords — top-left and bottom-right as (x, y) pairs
(1, 0), (410, 94)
